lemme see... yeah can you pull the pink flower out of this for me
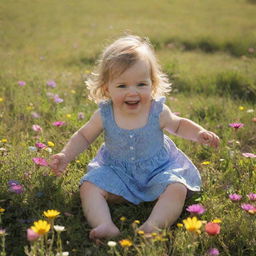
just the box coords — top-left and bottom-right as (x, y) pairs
(241, 203), (255, 212)
(32, 157), (48, 166)
(205, 222), (221, 236)
(229, 123), (244, 129)
(18, 81), (26, 86)
(35, 142), (47, 149)
(32, 125), (43, 132)
(229, 193), (242, 201)
(9, 184), (24, 194)
(242, 153), (256, 158)
(247, 193), (256, 201)
(31, 112), (41, 119)
(27, 228), (40, 241)
(207, 248), (220, 255)
(46, 80), (56, 88)
(78, 112), (85, 120)
(52, 121), (65, 127)
(186, 204), (206, 215)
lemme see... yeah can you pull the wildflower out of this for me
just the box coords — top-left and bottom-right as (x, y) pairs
(46, 80), (56, 88)
(247, 193), (256, 201)
(33, 157), (48, 166)
(52, 121), (65, 127)
(18, 81), (26, 86)
(212, 218), (222, 223)
(183, 216), (202, 233)
(177, 223), (183, 228)
(78, 112), (85, 120)
(241, 203), (256, 212)
(27, 228), (40, 241)
(247, 109), (254, 113)
(31, 112), (41, 118)
(120, 216), (127, 222)
(137, 230), (144, 235)
(0, 229), (6, 236)
(71, 90), (76, 94)
(229, 123), (244, 129)
(186, 204), (206, 215)
(0, 208), (5, 213)
(56, 252), (69, 256)
(107, 241), (117, 247)
(239, 106), (244, 111)
(35, 142), (47, 149)
(1, 139), (7, 143)
(32, 124), (43, 132)
(133, 220), (140, 224)
(66, 114), (71, 118)
(28, 146), (37, 152)
(0, 97), (4, 102)
(53, 95), (63, 103)
(242, 153), (256, 158)
(47, 141), (55, 147)
(229, 193), (242, 201)
(43, 209), (60, 219)
(119, 239), (133, 248)
(9, 184), (24, 194)
(207, 248), (220, 255)
(54, 225), (65, 232)
(31, 220), (50, 235)
(205, 222), (221, 236)
(8, 180), (20, 186)
(44, 147), (52, 153)
(201, 161), (211, 165)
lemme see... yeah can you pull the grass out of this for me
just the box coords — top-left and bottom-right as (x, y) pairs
(0, 0), (256, 255)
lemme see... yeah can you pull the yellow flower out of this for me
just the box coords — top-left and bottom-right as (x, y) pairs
(177, 223), (184, 228)
(43, 209), (60, 219)
(201, 161), (211, 165)
(212, 218), (222, 223)
(239, 106), (244, 110)
(66, 114), (72, 118)
(0, 208), (5, 213)
(133, 220), (140, 224)
(31, 220), (50, 235)
(183, 216), (202, 233)
(1, 139), (7, 143)
(47, 141), (55, 147)
(119, 239), (133, 248)
(71, 90), (76, 94)
(76, 160), (80, 163)
(85, 70), (90, 74)
(120, 216), (127, 222)
(0, 97), (4, 102)
(137, 230), (144, 235)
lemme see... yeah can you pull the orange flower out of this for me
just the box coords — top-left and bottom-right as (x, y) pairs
(205, 222), (220, 235)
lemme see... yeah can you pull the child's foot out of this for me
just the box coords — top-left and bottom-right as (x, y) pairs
(89, 223), (120, 240)
(139, 221), (161, 234)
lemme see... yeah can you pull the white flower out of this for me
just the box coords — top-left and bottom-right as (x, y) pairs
(56, 252), (69, 256)
(247, 109), (254, 113)
(54, 225), (65, 232)
(44, 147), (52, 153)
(107, 241), (117, 247)
(28, 146), (37, 152)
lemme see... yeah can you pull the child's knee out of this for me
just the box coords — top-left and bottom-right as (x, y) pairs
(80, 181), (108, 199)
(161, 183), (187, 200)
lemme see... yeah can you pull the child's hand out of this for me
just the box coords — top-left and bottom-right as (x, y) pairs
(49, 153), (69, 176)
(197, 130), (220, 148)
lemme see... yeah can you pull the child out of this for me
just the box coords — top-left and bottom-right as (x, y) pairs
(49, 35), (219, 240)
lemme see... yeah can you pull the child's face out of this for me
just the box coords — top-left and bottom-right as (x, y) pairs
(105, 59), (152, 115)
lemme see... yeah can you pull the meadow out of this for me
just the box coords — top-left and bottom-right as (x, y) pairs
(0, 0), (256, 255)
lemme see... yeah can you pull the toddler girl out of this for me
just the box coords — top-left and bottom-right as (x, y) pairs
(49, 35), (219, 240)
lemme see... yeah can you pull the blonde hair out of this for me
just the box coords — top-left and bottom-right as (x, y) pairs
(86, 35), (171, 103)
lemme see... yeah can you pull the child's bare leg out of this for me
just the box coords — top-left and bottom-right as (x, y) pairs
(80, 181), (121, 240)
(139, 183), (187, 233)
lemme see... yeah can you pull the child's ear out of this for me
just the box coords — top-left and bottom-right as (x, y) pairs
(103, 84), (110, 97)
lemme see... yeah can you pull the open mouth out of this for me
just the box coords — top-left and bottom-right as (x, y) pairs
(124, 100), (140, 105)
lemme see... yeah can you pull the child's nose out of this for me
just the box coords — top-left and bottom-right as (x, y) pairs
(127, 86), (138, 95)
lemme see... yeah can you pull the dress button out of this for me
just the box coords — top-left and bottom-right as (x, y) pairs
(129, 134), (133, 138)
(131, 157), (135, 160)
(130, 146), (134, 150)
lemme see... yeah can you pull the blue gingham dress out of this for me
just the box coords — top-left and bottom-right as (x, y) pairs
(80, 97), (201, 204)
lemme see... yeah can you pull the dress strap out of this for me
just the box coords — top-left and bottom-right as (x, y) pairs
(99, 100), (111, 129)
(152, 96), (166, 117)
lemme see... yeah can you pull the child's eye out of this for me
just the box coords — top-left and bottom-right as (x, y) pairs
(117, 84), (126, 88)
(137, 83), (146, 87)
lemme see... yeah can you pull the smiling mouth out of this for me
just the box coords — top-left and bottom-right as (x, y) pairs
(124, 100), (140, 105)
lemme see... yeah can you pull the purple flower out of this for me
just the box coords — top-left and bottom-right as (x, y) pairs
(46, 80), (56, 88)
(186, 204), (206, 215)
(229, 193), (242, 201)
(18, 81), (26, 86)
(247, 193), (256, 201)
(35, 142), (47, 149)
(242, 153), (256, 158)
(207, 248), (220, 255)
(9, 184), (24, 194)
(229, 123), (244, 129)
(78, 112), (85, 120)
(31, 112), (41, 119)
(8, 180), (20, 186)
(53, 95), (64, 103)
(52, 121), (65, 127)
(241, 203), (255, 211)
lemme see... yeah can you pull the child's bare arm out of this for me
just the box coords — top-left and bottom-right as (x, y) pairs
(49, 110), (103, 175)
(160, 105), (219, 148)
